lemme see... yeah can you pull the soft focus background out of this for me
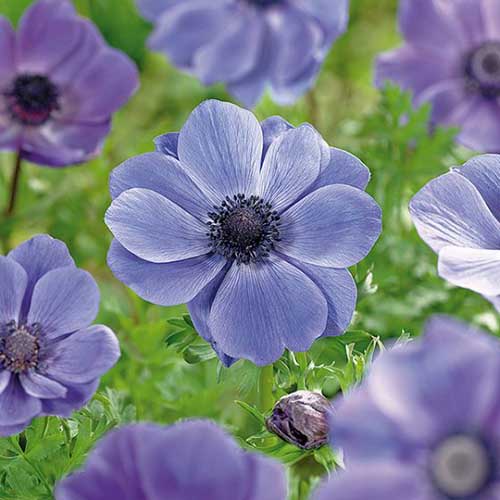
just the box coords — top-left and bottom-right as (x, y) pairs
(0, 0), (498, 499)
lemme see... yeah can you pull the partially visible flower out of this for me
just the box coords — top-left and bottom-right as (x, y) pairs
(376, 0), (500, 152)
(105, 99), (381, 366)
(410, 154), (500, 312)
(0, 235), (120, 436)
(266, 390), (331, 449)
(56, 419), (287, 500)
(0, 0), (138, 167)
(313, 315), (500, 500)
(136, 0), (349, 107)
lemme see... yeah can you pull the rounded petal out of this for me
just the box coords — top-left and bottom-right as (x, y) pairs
(105, 188), (209, 264)
(0, 17), (15, 85)
(438, 246), (500, 296)
(136, 0), (179, 21)
(140, 420), (249, 499)
(19, 371), (67, 399)
(457, 154), (500, 221)
(0, 256), (27, 324)
(310, 147), (370, 191)
(149, 3), (235, 69)
(27, 267), (99, 339)
(44, 326), (119, 385)
(483, 0), (500, 39)
(398, 0), (465, 55)
(194, 11), (265, 86)
(0, 378), (41, 427)
(8, 235), (75, 321)
(65, 48), (138, 122)
(409, 172), (500, 253)
(278, 185), (382, 268)
(294, 262), (356, 337)
(290, 0), (349, 38)
(107, 239), (226, 306)
(21, 120), (111, 167)
(245, 453), (288, 500)
(457, 100), (500, 153)
(332, 385), (417, 464)
(260, 116), (293, 157)
(208, 256), (328, 365)
(0, 371), (11, 395)
(312, 463), (428, 500)
(271, 8), (323, 86)
(187, 267), (238, 367)
(375, 46), (459, 97)
(41, 379), (99, 417)
(109, 152), (211, 220)
(16, 0), (83, 74)
(257, 125), (321, 212)
(177, 100), (262, 204)
(154, 132), (179, 158)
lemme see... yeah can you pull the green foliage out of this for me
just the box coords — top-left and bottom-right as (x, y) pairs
(0, 1), (499, 499)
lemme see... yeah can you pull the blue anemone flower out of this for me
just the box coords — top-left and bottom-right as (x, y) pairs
(105, 100), (381, 366)
(136, 0), (349, 107)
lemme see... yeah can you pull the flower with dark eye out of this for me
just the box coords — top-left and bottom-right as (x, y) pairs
(0, 235), (120, 436)
(313, 316), (500, 500)
(105, 99), (381, 366)
(376, 0), (500, 152)
(0, 0), (138, 167)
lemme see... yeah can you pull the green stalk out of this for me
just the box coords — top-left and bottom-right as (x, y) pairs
(258, 364), (275, 412)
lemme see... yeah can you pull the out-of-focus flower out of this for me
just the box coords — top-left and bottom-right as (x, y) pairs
(0, 0), (138, 167)
(376, 0), (500, 152)
(105, 99), (381, 366)
(410, 154), (500, 312)
(266, 390), (331, 449)
(313, 315), (500, 500)
(55, 419), (287, 500)
(0, 235), (120, 436)
(136, 0), (349, 107)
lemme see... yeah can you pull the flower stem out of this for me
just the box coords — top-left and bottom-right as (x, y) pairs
(296, 351), (308, 390)
(306, 88), (319, 127)
(258, 364), (275, 412)
(5, 151), (22, 217)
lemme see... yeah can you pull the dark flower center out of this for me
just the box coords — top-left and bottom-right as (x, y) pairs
(0, 321), (41, 373)
(465, 42), (500, 99)
(207, 194), (281, 264)
(430, 434), (495, 498)
(4, 74), (60, 126)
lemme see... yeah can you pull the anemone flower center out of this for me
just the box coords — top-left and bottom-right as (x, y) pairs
(207, 194), (281, 265)
(466, 42), (500, 98)
(5, 74), (60, 126)
(431, 434), (494, 498)
(0, 321), (41, 373)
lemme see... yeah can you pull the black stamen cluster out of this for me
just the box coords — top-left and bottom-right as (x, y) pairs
(5, 74), (60, 125)
(207, 193), (281, 265)
(465, 42), (500, 99)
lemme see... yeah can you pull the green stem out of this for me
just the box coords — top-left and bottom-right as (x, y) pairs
(258, 364), (274, 412)
(5, 151), (22, 218)
(306, 89), (319, 127)
(296, 352), (308, 390)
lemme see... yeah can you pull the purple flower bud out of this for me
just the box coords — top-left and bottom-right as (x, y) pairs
(266, 390), (331, 450)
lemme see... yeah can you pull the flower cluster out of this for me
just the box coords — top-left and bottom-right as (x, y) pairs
(56, 419), (287, 500)
(0, 235), (120, 436)
(0, 0), (138, 167)
(315, 316), (500, 499)
(105, 99), (381, 366)
(136, 0), (349, 107)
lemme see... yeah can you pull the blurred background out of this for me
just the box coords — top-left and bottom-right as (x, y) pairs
(0, 0), (498, 498)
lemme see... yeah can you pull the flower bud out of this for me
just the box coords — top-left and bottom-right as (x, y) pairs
(266, 390), (331, 450)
